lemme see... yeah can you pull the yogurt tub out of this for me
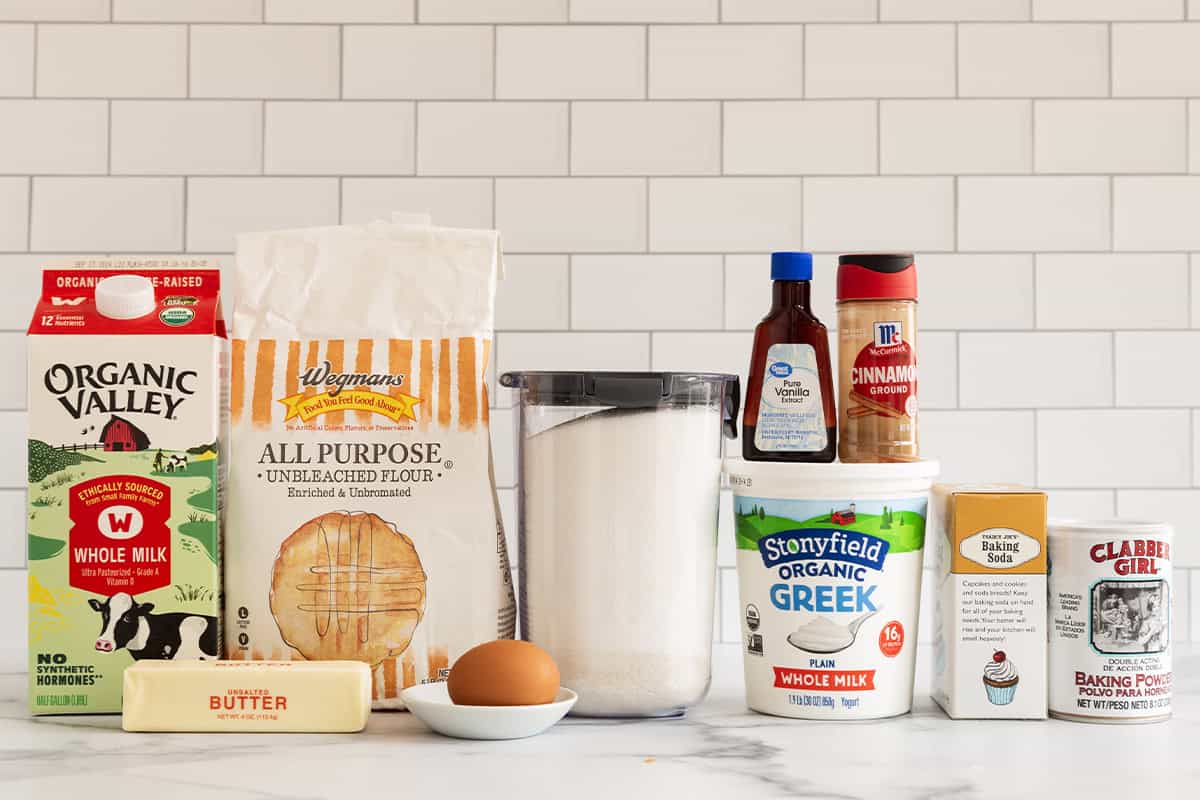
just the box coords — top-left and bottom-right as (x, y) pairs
(726, 458), (939, 720)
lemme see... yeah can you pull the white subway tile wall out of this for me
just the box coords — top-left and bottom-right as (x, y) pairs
(2, 7), (1199, 671)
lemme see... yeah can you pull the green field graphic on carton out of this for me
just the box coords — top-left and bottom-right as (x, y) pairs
(27, 445), (219, 564)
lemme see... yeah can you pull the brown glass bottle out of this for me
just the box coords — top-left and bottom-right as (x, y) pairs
(743, 252), (837, 462)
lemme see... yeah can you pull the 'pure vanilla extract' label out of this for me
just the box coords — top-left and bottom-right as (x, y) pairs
(754, 343), (827, 453)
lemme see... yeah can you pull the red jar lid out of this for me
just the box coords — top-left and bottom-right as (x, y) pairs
(837, 253), (917, 302)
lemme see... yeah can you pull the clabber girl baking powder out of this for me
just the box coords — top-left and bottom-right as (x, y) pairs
(1048, 520), (1173, 723)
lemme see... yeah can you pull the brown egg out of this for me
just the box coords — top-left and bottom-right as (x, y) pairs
(447, 640), (560, 706)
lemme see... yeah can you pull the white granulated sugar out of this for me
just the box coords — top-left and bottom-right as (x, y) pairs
(520, 405), (721, 716)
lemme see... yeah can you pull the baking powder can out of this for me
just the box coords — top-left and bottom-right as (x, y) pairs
(1048, 520), (1173, 723)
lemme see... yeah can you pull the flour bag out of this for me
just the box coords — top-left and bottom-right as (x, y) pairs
(226, 220), (514, 708)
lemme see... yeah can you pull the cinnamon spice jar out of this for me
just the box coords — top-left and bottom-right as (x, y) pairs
(836, 253), (919, 463)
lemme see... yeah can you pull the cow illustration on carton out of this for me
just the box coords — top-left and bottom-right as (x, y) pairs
(88, 592), (218, 661)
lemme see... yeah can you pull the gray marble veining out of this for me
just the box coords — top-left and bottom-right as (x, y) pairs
(1, 644), (1195, 799)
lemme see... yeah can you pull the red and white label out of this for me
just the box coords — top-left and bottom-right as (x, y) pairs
(69, 474), (171, 595)
(849, 322), (917, 418)
(772, 667), (876, 691)
(878, 620), (904, 658)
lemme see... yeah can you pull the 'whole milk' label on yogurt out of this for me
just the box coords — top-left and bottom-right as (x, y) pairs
(734, 496), (926, 719)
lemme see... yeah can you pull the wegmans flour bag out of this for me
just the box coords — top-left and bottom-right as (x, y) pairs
(226, 220), (515, 708)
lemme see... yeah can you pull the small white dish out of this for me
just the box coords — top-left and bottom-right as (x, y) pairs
(401, 683), (577, 740)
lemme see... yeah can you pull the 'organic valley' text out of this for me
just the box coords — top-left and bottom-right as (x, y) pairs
(43, 361), (197, 420)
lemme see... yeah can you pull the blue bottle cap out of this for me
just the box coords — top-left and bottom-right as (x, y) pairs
(771, 251), (813, 281)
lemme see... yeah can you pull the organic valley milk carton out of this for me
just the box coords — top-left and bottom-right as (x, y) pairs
(931, 485), (1047, 719)
(26, 266), (225, 714)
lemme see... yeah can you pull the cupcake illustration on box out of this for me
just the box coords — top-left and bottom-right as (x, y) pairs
(983, 651), (1019, 705)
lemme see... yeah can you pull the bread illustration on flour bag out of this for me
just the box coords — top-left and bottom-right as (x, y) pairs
(226, 218), (515, 709)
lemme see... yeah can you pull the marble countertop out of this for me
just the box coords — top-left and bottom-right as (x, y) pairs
(1, 644), (1195, 800)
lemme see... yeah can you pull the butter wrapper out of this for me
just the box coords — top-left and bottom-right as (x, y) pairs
(123, 660), (371, 732)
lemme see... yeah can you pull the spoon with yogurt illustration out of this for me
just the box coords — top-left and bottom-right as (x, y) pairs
(786, 609), (880, 654)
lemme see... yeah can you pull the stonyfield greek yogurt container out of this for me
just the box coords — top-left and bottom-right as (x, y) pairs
(726, 459), (938, 720)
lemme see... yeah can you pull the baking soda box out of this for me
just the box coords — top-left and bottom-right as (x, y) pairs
(931, 485), (1047, 719)
(27, 264), (225, 714)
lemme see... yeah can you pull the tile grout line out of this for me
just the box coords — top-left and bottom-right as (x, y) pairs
(30, 22), (37, 98)
(1191, 407), (1196, 487)
(1111, 329), (1117, 407)
(952, 22), (959, 99)
(643, 24), (649, 100)
(721, 254), (727, 328)
(10, 96), (1200, 103)
(25, 175), (33, 251)
(1, 20), (1197, 26)
(951, 175), (958, 250)
(1109, 174), (1115, 249)
(1186, 100), (1192, 175)
(1028, 98), (1036, 172)
(185, 23), (191, 98)
(644, 176), (650, 253)
(259, 100), (266, 175)
(1032, 253), (1039, 328)
(953, 330), (960, 408)
(801, 23), (807, 99)
(1032, 409), (1039, 486)
(719, 101), (725, 174)
(1107, 22), (1114, 98)
(181, 176), (188, 254)
(874, 99), (881, 173)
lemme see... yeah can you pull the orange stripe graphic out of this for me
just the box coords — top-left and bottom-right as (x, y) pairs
(481, 339), (491, 424)
(231, 339), (246, 425)
(419, 340), (433, 430)
(303, 341), (319, 397)
(326, 339), (345, 426)
(354, 339), (374, 424)
(251, 340), (276, 428)
(383, 657), (398, 699)
(388, 339), (413, 397)
(428, 646), (449, 681)
(402, 651), (416, 689)
(438, 338), (452, 428)
(457, 337), (477, 430)
(285, 341), (300, 397)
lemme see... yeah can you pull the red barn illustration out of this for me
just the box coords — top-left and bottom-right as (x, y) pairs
(99, 415), (150, 452)
(831, 503), (857, 526)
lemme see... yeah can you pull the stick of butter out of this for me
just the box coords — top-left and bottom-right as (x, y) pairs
(122, 660), (372, 733)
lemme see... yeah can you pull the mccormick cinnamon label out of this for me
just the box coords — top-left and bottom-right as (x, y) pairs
(26, 264), (225, 715)
(1048, 522), (1173, 723)
(849, 321), (918, 420)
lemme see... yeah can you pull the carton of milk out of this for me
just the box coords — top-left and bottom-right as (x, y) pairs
(26, 265), (225, 714)
(931, 484), (1047, 720)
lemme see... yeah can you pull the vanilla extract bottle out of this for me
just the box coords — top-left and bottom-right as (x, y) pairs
(742, 252), (837, 462)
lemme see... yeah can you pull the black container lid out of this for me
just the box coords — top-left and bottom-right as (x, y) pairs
(500, 371), (740, 439)
(837, 252), (914, 273)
